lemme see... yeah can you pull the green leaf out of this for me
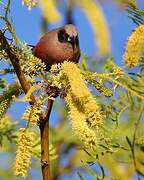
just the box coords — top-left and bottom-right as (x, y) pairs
(77, 171), (85, 180)
(0, 78), (6, 89)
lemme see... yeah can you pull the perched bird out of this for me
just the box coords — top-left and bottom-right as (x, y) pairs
(33, 24), (80, 70)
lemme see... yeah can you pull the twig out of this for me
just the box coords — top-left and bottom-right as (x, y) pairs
(131, 106), (144, 179)
(126, 106), (144, 180)
(0, 68), (15, 76)
(40, 85), (59, 179)
(66, 0), (74, 24)
(39, 86), (59, 179)
(0, 30), (36, 104)
(40, 99), (54, 180)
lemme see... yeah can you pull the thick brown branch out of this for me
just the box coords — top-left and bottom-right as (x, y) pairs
(40, 99), (54, 180)
(0, 30), (36, 104)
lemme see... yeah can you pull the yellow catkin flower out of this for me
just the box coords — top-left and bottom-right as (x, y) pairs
(116, 0), (137, 8)
(113, 67), (124, 77)
(51, 62), (103, 149)
(66, 94), (97, 149)
(61, 62), (103, 128)
(22, 0), (38, 10)
(0, 48), (8, 59)
(22, 103), (42, 125)
(123, 24), (144, 67)
(0, 115), (14, 131)
(77, 0), (111, 56)
(15, 128), (34, 177)
(17, 43), (46, 76)
(82, 96), (102, 128)
(0, 99), (9, 119)
(40, 0), (61, 22)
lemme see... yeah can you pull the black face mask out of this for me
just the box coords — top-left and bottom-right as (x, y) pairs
(58, 29), (79, 49)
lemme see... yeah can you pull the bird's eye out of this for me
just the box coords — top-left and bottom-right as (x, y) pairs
(58, 29), (70, 43)
(67, 36), (71, 42)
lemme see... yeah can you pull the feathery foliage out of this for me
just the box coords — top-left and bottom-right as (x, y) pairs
(0, 82), (21, 119)
(0, 0), (144, 179)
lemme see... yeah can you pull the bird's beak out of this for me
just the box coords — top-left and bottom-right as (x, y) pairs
(69, 37), (76, 50)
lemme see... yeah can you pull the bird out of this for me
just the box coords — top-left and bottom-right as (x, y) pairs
(33, 24), (81, 70)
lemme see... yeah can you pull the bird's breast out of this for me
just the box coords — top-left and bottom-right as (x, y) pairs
(33, 36), (80, 70)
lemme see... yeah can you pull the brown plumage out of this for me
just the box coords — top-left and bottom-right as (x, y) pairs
(33, 24), (80, 70)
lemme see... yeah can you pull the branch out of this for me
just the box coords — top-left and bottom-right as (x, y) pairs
(40, 99), (54, 180)
(0, 68), (15, 76)
(131, 106), (144, 178)
(126, 106), (144, 179)
(0, 30), (36, 105)
(0, 30), (53, 179)
(40, 86), (59, 180)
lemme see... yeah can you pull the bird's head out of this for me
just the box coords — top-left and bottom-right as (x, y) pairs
(33, 24), (80, 70)
(57, 24), (79, 50)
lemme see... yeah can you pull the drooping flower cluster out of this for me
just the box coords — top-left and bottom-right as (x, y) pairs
(22, 0), (38, 10)
(61, 62), (102, 128)
(15, 128), (34, 177)
(22, 101), (44, 125)
(15, 43), (46, 77)
(77, 0), (110, 56)
(51, 61), (103, 149)
(0, 82), (21, 119)
(66, 93), (98, 148)
(39, 0), (61, 22)
(123, 24), (144, 67)
(0, 99), (9, 119)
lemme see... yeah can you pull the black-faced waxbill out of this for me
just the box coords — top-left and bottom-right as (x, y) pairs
(33, 24), (81, 70)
